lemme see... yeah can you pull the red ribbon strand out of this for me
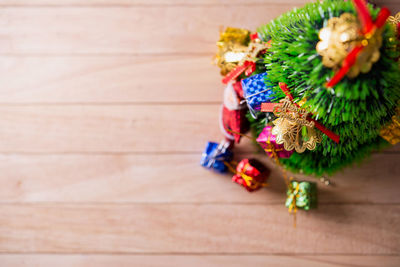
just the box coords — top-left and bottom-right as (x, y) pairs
(222, 61), (256, 85)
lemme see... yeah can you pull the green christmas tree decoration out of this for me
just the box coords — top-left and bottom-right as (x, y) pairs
(246, 0), (400, 176)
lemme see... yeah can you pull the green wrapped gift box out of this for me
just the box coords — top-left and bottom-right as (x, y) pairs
(285, 180), (317, 211)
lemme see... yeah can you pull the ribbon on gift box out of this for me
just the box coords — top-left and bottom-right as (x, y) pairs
(225, 159), (269, 192)
(286, 182), (301, 214)
(200, 141), (233, 173)
(261, 82), (340, 144)
(222, 61), (256, 84)
(264, 134), (284, 159)
(286, 180), (317, 213)
(241, 72), (275, 118)
(257, 126), (294, 158)
(237, 163), (263, 190)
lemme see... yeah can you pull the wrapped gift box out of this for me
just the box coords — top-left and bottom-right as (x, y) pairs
(200, 141), (233, 173)
(256, 126), (293, 158)
(232, 158), (269, 192)
(241, 72), (274, 117)
(285, 180), (317, 211)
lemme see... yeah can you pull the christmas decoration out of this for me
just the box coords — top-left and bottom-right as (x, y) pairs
(256, 0), (400, 175)
(201, 0), (400, 217)
(200, 141), (233, 173)
(215, 27), (251, 76)
(285, 180), (317, 212)
(315, 0), (390, 86)
(388, 12), (400, 28)
(261, 82), (338, 148)
(231, 159), (269, 192)
(271, 97), (322, 153)
(316, 12), (383, 80)
(388, 12), (400, 60)
(221, 34), (269, 85)
(388, 12), (400, 37)
(221, 107), (249, 143)
(380, 107), (400, 145)
(220, 81), (249, 143)
(241, 72), (274, 117)
(256, 126), (293, 158)
(320, 0), (390, 87)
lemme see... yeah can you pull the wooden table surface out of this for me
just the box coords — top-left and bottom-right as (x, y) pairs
(0, 0), (399, 266)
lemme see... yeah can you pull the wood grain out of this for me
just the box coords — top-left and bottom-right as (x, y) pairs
(0, 0), (311, 6)
(0, 55), (222, 103)
(0, 105), (221, 152)
(0, 153), (398, 204)
(0, 5), (305, 55)
(0, 105), (397, 153)
(0, 0), (399, 264)
(0, 0), (398, 7)
(0, 204), (398, 254)
(0, 255), (399, 267)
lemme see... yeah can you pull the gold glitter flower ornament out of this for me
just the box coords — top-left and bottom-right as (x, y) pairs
(316, 13), (382, 78)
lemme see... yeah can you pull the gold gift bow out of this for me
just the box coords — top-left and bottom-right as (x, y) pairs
(264, 134), (285, 160)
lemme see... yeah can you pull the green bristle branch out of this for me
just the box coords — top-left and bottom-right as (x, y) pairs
(247, 0), (400, 176)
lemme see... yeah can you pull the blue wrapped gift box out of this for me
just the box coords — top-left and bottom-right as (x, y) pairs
(241, 72), (274, 117)
(200, 141), (233, 173)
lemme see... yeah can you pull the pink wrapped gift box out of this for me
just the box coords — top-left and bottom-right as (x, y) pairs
(256, 126), (293, 158)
